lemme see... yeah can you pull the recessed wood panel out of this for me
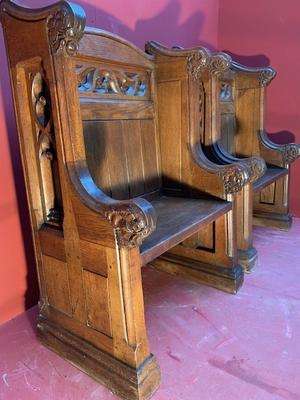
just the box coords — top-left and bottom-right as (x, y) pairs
(80, 240), (107, 276)
(43, 255), (72, 315)
(83, 269), (112, 337)
(83, 119), (160, 199)
(157, 80), (182, 189)
(260, 182), (276, 205)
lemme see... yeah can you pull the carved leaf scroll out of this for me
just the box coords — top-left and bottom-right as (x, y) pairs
(47, 3), (85, 56)
(76, 66), (148, 97)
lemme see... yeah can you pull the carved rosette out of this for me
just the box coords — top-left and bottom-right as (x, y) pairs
(47, 3), (85, 56)
(105, 204), (156, 248)
(259, 67), (276, 87)
(187, 50), (210, 80)
(210, 53), (232, 76)
(219, 165), (249, 195)
(248, 156), (267, 182)
(282, 144), (300, 165)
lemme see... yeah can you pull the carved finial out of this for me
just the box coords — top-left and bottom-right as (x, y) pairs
(210, 52), (232, 76)
(248, 156), (267, 182)
(259, 67), (276, 87)
(282, 143), (300, 165)
(105, 203), (156, 248)
(47, 2), (86, 56)
(219, 164), (249, 194)
(187, 50), (210, 80)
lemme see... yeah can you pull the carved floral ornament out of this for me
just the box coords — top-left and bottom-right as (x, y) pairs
(259, 67), (276, 87)
(209, 53), (232, 76)
(76, 66), (148, 97)
(105, 204), (156, 248)
(248, 156), (267, 182)
(219, 164), (249, 195)
(187, 50), (209, 80)
(47, 4), (85, 56)
(282, 144), (300, 165)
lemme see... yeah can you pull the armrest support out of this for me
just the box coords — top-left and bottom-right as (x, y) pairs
(259, 130), (300, 167)
(213, 141), (267, 182)
(67, 161), (156, 248)
(231, 62), (276, 87)
(191, 143), (250, 195)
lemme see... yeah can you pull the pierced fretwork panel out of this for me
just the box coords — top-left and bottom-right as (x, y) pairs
(75, 62), (150, 99)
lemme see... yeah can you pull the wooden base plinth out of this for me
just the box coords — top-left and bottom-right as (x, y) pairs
(151, 254), (244, 294)
(238, 247), (258, 273)
(253, 211), (292, 231)
(37, 317), (161, 400)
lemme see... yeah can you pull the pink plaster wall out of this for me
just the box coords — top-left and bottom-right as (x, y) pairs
(218, 0), (300, 217)
(0, 0), (219, 323)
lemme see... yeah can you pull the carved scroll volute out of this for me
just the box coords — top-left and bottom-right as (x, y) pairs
(219, 164), (250, 195)
(209, 52), (232, 77)
(47, 1), (86, 56)
(187, 49), (210, 81)
(105, 201), (156, 248)
(282, 144), (300, 165)
(259, 67), (276, 87)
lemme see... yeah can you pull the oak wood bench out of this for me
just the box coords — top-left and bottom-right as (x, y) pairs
(146, 42), (268, 272)
(216, 56), (300, 232)
(1, 1), (251, 399)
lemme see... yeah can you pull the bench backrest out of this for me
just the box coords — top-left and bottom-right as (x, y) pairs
(77, 30), (161, 200)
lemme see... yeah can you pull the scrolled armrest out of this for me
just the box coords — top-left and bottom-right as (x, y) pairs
(105, 198), (156, 248)
(259, 130), (300, 166)
(68, 161), (156, 248)
(231, 62), (276, 87)
(191, 144), (250, 195)
(218, 163), (250, 194)
(212, 142), (266, 183)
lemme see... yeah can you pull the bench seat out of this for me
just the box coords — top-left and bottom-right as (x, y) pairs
(141, 196), (231, 264)
(253, 166), (288, 192)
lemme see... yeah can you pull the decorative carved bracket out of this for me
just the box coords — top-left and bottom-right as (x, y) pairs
(47, 2), (86, 56)
(219, 164), (249, 194)
(209, 53), (232, 76)
(259, 67), (276, 87)
(282, 143), (300, 165)
(187, 50), (210, 80)
(248, 156), (267, 182)
(105, 203), (156, 248)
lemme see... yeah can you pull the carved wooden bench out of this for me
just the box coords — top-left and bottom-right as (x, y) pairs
(1, 1), (252, 399)
(146, 42), (268, 272)
(215, 55), (300, 231)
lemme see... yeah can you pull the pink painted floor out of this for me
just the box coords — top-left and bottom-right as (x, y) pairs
(1, 219), (300, 400)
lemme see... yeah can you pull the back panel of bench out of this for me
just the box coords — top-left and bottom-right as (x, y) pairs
(75, 31), (161, 200)
(220, 74), (262, 157)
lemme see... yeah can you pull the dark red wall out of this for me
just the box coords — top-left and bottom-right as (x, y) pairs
(219, 0), (300, 217)
(0, 0), (219, 324)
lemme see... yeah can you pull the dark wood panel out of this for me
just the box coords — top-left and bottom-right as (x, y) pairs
(140, 119), (161, 193)
(157, 81), (182, 189)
